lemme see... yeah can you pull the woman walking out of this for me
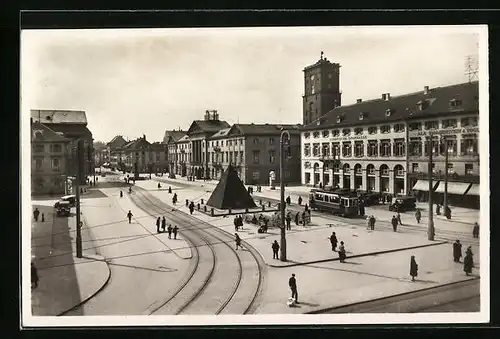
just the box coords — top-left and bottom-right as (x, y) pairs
(410, 255), (418, 282)
(464, 247), (474, 276)
(338, 241), (346, 263)
(235, 233), (242, 250)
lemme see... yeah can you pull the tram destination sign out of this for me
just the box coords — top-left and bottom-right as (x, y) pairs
(329, 135), (368, 141)
(411, 127), (479, 137)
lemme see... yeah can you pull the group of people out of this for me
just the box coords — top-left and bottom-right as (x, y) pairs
(155, 217), (179, 239)
(33, 208), (45, 223)
(436, 203), (452, 219)
(328, 232), (347, 263)
(453, 240), (475, 276)
(234, 215), (244, 231)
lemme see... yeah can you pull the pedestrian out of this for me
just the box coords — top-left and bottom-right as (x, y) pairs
(338, 241), (346, 263)
(391, 215), (398, 232)
(127, 210), (133, 224)
(173, 225), (178, 239)
(466, 245), (473, 257)
(445, 206), (452, 220)
(167, 224), (173, 239)
(397, 212), (403, 226)
(410, 255), (418, 281)
(298, 196), (302, 205)
(286, 196), (291, 206)
(189, 202), (194, 215)
(168, 186), (172, 194)
(289, 274), (298, 303)
(294, 212), (299, 226)
(156, 217), (161, 233)
(172, 193), (177, 204)
(301, 211), (306, 226)
(436, 204), (441, 215)
(329, 232), (338, 251)
(415, 208), (421, 224)
(286, 212), (291, 231)
(304, 203), (308, 211)
(158, 182), (161, 189)
(366, 215), (372, 230)
(272, 240), (280, 259)
(161, 217), (166, 232)
(235, 233), (242, 250)
(33, 208), (40, 221)
(453, 240), (462, 263)
(120, 190), (123, 198)
(473, 222), (479, 238)
(31, 261), (39, 289)
(370, 215), (376, 230)
(41, 213), (45, 222)
(359, 202), (365, 216)
(234, 216), (239, 232)
(463, 248), (474, 276)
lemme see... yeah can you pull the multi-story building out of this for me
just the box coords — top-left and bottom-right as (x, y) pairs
(114, 135), (167, 173)
(173, 134), (191, 176)
(206, 124), (302, 185)
(163, 129), (187, 174)
(300, 79), (480, 207)
(31, 120), (71, 195)
(31, 109), (94, 185)
(106, 135), (127, 168)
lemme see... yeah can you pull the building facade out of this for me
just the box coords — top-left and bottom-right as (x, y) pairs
(106, 135), (127, 168)
(31, 121), (71, 195)
(113, 135), (168, 173)
(163, 129), (186, 174)
(300, 81), (480, 204)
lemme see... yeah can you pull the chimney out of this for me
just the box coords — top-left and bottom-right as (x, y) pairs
(356, 98), (362, 103)
(381, 94), (386, 100)
(143, 134), (146, 140)
(382, 93), (390, 101)
(424, 86), (429, 95)
(205, 110), (210, 120)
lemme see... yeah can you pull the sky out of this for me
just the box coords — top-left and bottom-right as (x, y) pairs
(21, 26), (483, 143)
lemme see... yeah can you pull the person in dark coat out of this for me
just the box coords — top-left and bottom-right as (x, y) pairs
(167, 224), (173, 239)
(445, 206), (451, 220)
(120, 190), (123, 198)
(31, 261), (39, 289)
(391, 216), (398, 232)
(168, 186), (172, 194)
(301, 211), (306, 226)
(172, 193), (177, 204)
(436, 204), (441, 215)
(41, 213), (45, 222)
(189, 202), (194, 215)
(410, 255), (418, 281)
(235, 233), (242, 250)
(156, 217), (161, 233)
(272, 240), (280, 259)
(473, 222), (479, 238)
(359, 202), (365, 217)
(294, 212), (299, 226)
(234, 216), (239, 232)
(33, 208), (40, 221)
(397, 212), (403, 226)
(286, 196), (291, 205)
(289, 274), (298, 303)
(463, 248), (474, 276)
(157, 182), (161, 189)
(161, 217), (166, 232)
(329, 232), (338, 251)
(415, 208), (421, 224)
(370, 215), (376, 230)
(304, 203), (308, 211)
(453, 240), (462, 262)
(285, 212), (292, 230)
(298, 196), (303, 205)
(173, 225), (178, 239)
(338, 241), (346, 263)
(127, 210), (133, 223)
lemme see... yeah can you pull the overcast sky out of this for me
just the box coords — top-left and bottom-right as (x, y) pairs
(21, 26), (482, 143)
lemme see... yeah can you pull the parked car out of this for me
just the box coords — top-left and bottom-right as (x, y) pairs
(56, 201), (71, 217)
(54, 195), (76, 208)
(389, 196), (417, 212)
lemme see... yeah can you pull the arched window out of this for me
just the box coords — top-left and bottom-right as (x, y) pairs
(380, 164), (389, 176)
(343, 163), (350, 174)
(354, 164), (362, 175)
(367, 164), (375, 175)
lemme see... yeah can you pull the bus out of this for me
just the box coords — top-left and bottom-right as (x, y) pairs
(308, 188), (359, 217)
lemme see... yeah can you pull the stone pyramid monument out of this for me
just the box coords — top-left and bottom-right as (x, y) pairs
(206, 164), (257, 209)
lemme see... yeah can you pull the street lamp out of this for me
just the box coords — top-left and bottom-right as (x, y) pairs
(279, 130), (291, 262)
(441, 136), (450, 214)
(427, 136), (435, 241)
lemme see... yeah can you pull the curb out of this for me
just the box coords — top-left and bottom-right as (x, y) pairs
(57, 255), (111, 316)
(267, 241), (448, 268)
(305, 276), (479, 314)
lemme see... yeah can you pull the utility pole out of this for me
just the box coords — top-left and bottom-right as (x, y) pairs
(75, 139), (83, 258)
(428, 137), (435, 241)
(442, 137), (449, 214)
(279, 130), (291, 262)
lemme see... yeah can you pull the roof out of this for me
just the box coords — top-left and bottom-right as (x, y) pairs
(230, 123), (302, 136)
(31, 121), (70, 143)
(31, 109), (88, 125)
(43, 124), (93, 138)
(302, 81), (479, 131)
(107, 135), (127, 147)
(210, 128), (231, 139)
(163, 130), (187, 143)
(303, 57), (340, 72)
(120, 138), (151, 150)
(187, 120), (231, 135)
(177, 135), (190, 143)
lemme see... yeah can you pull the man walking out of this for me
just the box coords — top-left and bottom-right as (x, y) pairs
(286, 196), (291, 206)
(289, 274), (298, 303)
(473, 222), (479, 238)
(31, 261), (39, 289)
(272, 240), (280, 259)
(156, 217), (161, 233)
(397, 212), (403, 226)
(415, 208), (421, 224)
(298, 196), (302, 205)
(370, 215), (376, 230)
(329, 232), (338, 251)
(127, 210), (133, 224)
(294, 212), (299, 226)
(173, 225), (178, 239)
(285, 212), (292, 231)
(167, 224), (173, 239)
(453, 240), (462, 262)
(33, 208), (40, 222)
(161, 217), (166, 232)
(235, 233), (242, 250)
(391, 215), (398, 232)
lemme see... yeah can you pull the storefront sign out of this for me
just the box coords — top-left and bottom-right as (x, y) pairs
(329, 135), (368, 141)
(411, 127), (479, 137)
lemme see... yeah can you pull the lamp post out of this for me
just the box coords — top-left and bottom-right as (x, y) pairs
(428, 136), (435, 241)
(442, 137), (449, 214)
(279, 130), (291, 262)
(75, 139), (83, 258)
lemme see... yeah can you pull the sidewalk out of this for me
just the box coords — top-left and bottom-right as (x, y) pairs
(31, 204), (110, 316)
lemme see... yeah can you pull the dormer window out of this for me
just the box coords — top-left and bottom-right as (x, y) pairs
(417, 100), (429, 110)
(385, 109), (393, 117)
(359, 112), (366, 120)
(449, 98), (463, 108)
(336, 115), (343, 123)
(304, 132), (311, 139)
(406, 107), (414, 116)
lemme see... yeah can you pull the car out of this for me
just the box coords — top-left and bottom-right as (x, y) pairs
(357, 191), (382, 206)
(56, 201), (71, 217)
(389, 196), (417, 212)
(54, 195), (76, 208)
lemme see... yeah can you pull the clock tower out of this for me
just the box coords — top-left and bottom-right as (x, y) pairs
(302, 52), (342, 125)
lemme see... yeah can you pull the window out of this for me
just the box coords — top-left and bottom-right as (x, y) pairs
(51, 144), (62, 153)
(368, 142), (378, 157)
(269, 150), (276, 164)
(304, 161), (311, 169)
(381, 167), (389, 175)
(253, 138), (259, 145)
(311, 85), (315, 94)
(228, 140), (232, 146)
(354, 142), (364, 157)
(35, 158), (43, 171)
(229, 152), (233, 163)
(385, 109), (393, 117)
(322, 130), (330, 138)
(34, 144), (44, 153)
(424, 137), (440, 156)
(354, 128), (363, 135)
(304, 132), (310, 139)
(409, 137), (422, 156)
(332, 130), (340, 137)
(367, 165), (375, 175)
(312, 144), (320, 156)
(442, 119), (457, 128)
(408, 122), (422, 131)
(394, 124), (405, 132)
(394, 139), (405, 156)
(380, 125), (391, 134)
(412, 163), (419, 173)
(240, 139), (244, 145)
(240, 152), (244, 163)
(252, 150), (260, 164)
(52, 158), (60, 171)
(336, 116), (343, 123)
(368, 126), (377, 134)
(321, 143), (329, 157)
(225, 152), (229, 163)
(359, 113), (365, 120)
(461, 135), (478, 155)
(444, 137), (458, 156)
(342, 142), (352, 157)
(449, 98), (463, 108)
(424, 121), (439, 130)
(269, 138), (275, 145)
(331, 143), (340, 157)
(342, 129), (351, 136)
(447, 163), (454, 174)
(380, 140), (391, 157)
(221, 141), (224, 147)
(465, 163), (474, 175)
(313, 132), (320, 138)
(304, 144), (311, 157)
(461, 117), (478, 127)
(252, 171), (260, 180)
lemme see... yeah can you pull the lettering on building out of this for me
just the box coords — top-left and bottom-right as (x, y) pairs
(329, 135), (368, 141)
(411, 127), (479, 137)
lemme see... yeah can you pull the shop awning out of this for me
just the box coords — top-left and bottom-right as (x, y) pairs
(466, 184), (480, 196)
(412, 180), (435, 191)
(434, 181), (471, 195)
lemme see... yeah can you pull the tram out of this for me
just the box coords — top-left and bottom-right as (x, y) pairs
(308, 188), (359, 217)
